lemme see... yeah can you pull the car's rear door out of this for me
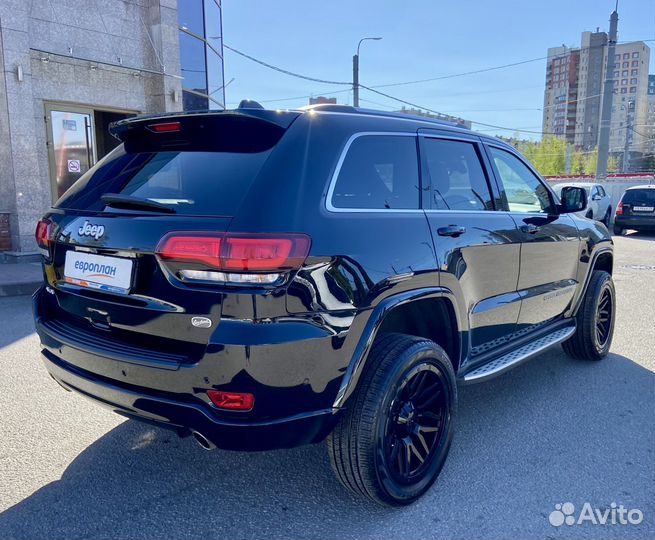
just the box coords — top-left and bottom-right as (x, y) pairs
(419, 130), (522, 361)
(484, 144), (581, 331)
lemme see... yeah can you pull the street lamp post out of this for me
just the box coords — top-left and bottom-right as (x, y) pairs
(353, 37), (381, 107)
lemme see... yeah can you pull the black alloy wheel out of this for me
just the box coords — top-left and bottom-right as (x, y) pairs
(327, 333), (457, 506)
(562, 270), (615, 360)
(384, 363), (449, 484)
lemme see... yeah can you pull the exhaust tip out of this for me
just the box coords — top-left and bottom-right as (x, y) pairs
(191, 430), (216, 450)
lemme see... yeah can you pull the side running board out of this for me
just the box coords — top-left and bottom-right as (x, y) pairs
(462, 325), (576, 384)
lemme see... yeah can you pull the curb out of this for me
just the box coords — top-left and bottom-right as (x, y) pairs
(0, 282), (41, 297)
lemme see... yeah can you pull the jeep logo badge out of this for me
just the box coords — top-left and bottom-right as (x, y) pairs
(191, 316), (212, 329)
(78, 220), (105, 240)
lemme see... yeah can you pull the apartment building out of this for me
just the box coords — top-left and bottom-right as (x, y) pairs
(542, 31), (651, 162)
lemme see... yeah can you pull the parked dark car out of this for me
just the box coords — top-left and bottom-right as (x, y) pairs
(613, 185), (655, 235)
(33, 104), (615, 506)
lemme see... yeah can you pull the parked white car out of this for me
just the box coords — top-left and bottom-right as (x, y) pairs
(552, 182), (612, 226)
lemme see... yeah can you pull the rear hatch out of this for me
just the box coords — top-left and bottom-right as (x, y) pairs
(36, 110), (300, 368)
(620, 188), (655, 217)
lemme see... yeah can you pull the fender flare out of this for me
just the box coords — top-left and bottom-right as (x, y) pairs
(569, 246), (613, 317)
(332, 287), (461, 409)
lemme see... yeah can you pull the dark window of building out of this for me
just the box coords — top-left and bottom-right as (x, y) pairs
(331, 136), (419, 209)
(422, 138), (493, 211)
(179, 0), (224, 111)
(204, 0), (224, 110)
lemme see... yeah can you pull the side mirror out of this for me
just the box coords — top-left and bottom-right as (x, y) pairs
(592, 193), (602, 201)
(559, 186), (587, 213)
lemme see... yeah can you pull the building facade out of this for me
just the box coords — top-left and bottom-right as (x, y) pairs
(396, 107), (472, 130)
(542, 45), (581, 144)
(309, 96), (337, 105)
(0, 0), (224, 253)
(542, 31), (651, 164)
(644, 74), (655, 157)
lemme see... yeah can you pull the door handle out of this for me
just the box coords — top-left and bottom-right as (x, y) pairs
(520, 223), (540, 234)
(437, 225), (466, 237)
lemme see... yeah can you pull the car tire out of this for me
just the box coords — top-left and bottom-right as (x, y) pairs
(327, 333), (457, 507)
(562, 270), (615, 361)
(613, 224), (624, 235)
(602, 208), (611, 227)
(586, 209), (594, 219)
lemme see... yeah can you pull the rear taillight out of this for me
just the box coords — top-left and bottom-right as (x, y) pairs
(35, 218), (54, 254)
(207, 390), (254, 411)
(616, 201), (624, 215)
(156, 232), (311, 286)
(157, 235), (222, 268)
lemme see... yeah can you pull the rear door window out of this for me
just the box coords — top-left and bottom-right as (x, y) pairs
(330, 135), (420, 210)
(421, 138), (494, 210)
(55, 146), (272, 216)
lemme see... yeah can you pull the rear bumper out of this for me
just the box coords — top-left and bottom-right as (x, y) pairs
(41, 348), (340, 451)
(33, 285), (347, 451)
(615, 216), (655, 230)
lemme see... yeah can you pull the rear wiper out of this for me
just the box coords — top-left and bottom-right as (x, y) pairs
(101, 193), (177, 214)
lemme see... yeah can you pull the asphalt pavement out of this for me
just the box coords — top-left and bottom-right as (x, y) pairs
(0, 234), (653, 539)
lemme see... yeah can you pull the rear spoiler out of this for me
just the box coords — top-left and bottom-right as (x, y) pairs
(109, 109), (301, 153)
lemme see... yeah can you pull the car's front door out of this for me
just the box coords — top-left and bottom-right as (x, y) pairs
(420, 132), (522, 361)
(485, 145), (581, 332)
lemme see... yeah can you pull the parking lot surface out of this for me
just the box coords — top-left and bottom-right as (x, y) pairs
(0, 234), (653, 539)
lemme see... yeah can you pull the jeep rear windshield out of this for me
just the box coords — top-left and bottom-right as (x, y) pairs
(55, 112), (295, 216)
(56, 147), (273, 216)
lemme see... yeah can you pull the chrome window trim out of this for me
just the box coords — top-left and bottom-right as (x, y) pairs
(325, 131), (424, 214)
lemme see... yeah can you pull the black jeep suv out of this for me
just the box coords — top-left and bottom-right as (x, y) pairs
(33, 104), (615, 506)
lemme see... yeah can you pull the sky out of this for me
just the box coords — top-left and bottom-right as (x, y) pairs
(220, 0), (655, 140)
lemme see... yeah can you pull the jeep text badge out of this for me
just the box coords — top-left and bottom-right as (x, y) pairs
(191, 317), (212, 329)
(78, 220), (105, 240)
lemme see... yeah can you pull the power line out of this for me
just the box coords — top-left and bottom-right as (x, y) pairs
(365, 39), (654, 90)
(626, 125), (652, 139)
(359, 84), (556, 135)
(222, 44), (351, 86)
(222, 39), (655, 137)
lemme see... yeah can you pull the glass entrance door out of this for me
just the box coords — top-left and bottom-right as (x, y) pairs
(46, 105), (96, 200)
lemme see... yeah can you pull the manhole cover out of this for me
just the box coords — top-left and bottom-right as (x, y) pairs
(620, 264), (655, 270)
